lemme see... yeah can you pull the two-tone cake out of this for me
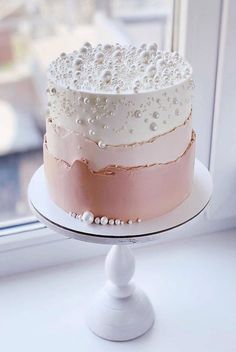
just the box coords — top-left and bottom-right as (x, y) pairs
(44, 42), (195, 225)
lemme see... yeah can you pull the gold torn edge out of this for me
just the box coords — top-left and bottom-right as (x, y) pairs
(47, 110), (192, 149)
(44, 130), (196, 176)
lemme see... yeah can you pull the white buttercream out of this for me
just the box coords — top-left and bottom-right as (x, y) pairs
(47, 43), (194, 145)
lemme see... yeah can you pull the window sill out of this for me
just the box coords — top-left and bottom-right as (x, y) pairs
(1, 211), (236, 277)
(1, 229), (236, 351)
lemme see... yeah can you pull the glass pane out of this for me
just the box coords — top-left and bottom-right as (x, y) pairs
(0, 0), (174, 223)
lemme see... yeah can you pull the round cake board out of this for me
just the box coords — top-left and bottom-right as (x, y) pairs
(28, 159), (212, 341)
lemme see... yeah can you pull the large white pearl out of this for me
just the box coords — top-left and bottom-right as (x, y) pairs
(82, 211), (94, 224)
(73, 58), (83, 68)
(80, 46), (88, 54)
(101, 216), (108, 225)
(104, 44), (112, 51)
(140, 51), (149, 64)
(84, 41), (91, 48)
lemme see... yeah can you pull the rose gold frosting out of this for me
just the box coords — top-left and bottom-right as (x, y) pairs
(44, 131), (195, 221)
(46, 114), (192, 170)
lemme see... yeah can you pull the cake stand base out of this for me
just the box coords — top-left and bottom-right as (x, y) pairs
(87, 245), (154, 341)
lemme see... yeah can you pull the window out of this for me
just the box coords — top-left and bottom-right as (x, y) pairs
(0, 0), (174, 224)
(1, 0), (235, 235)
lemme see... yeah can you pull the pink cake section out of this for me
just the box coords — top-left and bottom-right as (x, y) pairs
(46, 114), (192, 171)
(44, 132), (195, 221)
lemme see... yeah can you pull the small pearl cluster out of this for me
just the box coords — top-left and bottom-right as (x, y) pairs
(69, 211), (142, 225)
(48, 43), (192, 93)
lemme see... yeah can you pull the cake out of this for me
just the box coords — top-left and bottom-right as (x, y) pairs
(44, 42), (195, 225)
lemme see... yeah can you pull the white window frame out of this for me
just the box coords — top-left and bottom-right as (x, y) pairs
(1, 0), (236, 277)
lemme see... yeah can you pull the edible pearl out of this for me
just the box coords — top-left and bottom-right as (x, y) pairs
(104, 44), (112, 50)
(150, 122), (158, 131)
(115, 219), (121, 225)
(89, 130), (95, 136)
(98, 140), (106, 149)
(74, 58), (83, 67)
(149, 43), (158, 52)
(84, 41), (91, 48)
(76, 119), (83, 125)
(82, 211), (94, 224)
(147, 65), (156, 77)
(95, 217), (100, 224)
(95, 52), (104, 64)
(80, 47), (88, 54)
(140, 51), (149, 63)
(101, 216), (108, 225)
(102, 70), (112, 83)
(84, 97), (90, 104)
(109, 219), (114, 225)
(88, 118), (94, 124)
(137, 218), (142, 223)
(128, 220), (133, 224)
(134, 110), (141, 118)
(153, 111), (160, 119)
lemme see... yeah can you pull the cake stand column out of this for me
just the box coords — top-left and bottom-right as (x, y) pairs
(87, 244), (155, 341)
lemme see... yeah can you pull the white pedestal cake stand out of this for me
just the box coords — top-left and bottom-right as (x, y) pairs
(28, 159), (212, 342)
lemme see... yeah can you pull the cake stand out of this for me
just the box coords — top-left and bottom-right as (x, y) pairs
(28, 159), (212, 342)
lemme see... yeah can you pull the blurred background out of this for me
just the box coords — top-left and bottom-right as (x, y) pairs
(0, 0), (174, 222)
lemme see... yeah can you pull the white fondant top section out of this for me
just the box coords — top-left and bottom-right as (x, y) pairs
(47, 43), (194, 145)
